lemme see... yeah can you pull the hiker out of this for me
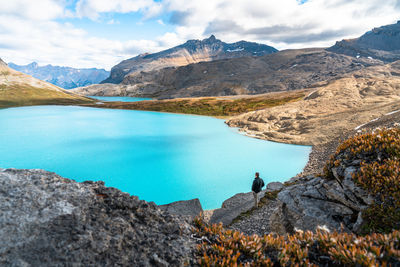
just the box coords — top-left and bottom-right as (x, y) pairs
(251, 172), (265, 207)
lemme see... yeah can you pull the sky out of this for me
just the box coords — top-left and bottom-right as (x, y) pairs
(0, 0), (399, 70)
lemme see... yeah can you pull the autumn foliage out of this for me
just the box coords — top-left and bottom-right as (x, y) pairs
(194, 217), (400, 266)
(324, 128), (400, 233)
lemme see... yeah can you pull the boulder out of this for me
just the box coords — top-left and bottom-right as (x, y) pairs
(266, 182), (283, 191)
(273, 175), (370, 233)
(159, 198), (203, 219)
(0, 168), (196, 266)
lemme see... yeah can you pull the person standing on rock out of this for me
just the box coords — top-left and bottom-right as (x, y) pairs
(252, 172), (265, 207)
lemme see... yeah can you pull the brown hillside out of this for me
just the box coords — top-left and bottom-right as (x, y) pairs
(0, 59), (93, 108)
(226, 62), (400, 145)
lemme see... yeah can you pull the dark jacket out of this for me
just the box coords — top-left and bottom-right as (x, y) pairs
(252, 177), (265, 193)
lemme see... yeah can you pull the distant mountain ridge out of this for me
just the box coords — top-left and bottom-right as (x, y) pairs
(72, 48), (381, 98)
(328, 21), (400, 62)
(72, 22), (400, 99)
(8, 62), (109, 89)
(101, 35), (278, 84)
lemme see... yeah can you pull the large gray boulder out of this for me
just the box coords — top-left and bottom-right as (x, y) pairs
(159, 198), (203, 220)
(0, 168), (196, 266)
(274, 172), (372, 233)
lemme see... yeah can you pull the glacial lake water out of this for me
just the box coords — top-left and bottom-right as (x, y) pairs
(90, 96), (152, 102)
(0, 106), (311, 209)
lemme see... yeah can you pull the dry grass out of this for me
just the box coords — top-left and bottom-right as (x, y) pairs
(83, 90), (306, 117)
(0, 83), (93, 108)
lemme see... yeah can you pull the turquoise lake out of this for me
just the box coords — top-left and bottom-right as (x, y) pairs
(0, 106), (311, 209)
(90, 96), (152, 102)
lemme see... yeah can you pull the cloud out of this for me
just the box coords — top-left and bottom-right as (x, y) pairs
(1, 0), (400, 70)
(168, 11), (191, 25)
(75, 0), (161, 20)
(0, 0), (65, 20)
(107, 19), (119, 24)
(0, 11), (165, 69)
(0, 0), (169, 69)
(162, 0), (400, 49)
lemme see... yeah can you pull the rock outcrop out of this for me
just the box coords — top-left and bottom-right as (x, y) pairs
(230, 172), (372, 236)
(159, 198), (203, 220)
(0, 168), (195, 266)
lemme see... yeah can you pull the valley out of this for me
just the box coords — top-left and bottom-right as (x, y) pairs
(2, 16), (400, 266)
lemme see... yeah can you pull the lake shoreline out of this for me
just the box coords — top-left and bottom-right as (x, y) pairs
(0, 105), (310, 210)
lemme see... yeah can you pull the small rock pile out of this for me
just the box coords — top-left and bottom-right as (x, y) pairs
(0, 168), (196, 266)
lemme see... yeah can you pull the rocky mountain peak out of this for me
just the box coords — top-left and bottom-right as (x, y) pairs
(205, 34), (216, 42)
(28, 62), (38, 68)
(101, 36), (277, 84)
(328, 21), (400, 62)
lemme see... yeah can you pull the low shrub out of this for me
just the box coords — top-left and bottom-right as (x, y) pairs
(194, 217), (400, 266)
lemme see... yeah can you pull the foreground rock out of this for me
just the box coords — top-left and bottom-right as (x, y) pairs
(0, 168), (196, 266)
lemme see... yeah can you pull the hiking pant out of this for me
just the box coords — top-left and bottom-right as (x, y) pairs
(252, 191), (259, 207)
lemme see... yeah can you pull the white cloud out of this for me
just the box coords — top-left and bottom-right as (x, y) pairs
(0, 0), (65, 20)
(0, 0), (167, 69)
(107, 19), (119, 24)
(0, 14), (164, 69)
(75, 0), (161, 20)
(0, 0), (399, 70)
(162, 0), (400, 49)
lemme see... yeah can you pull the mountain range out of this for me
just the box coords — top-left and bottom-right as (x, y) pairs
(71, 21), (400, 99)
(101, 35), (278, 84)
(8, 62), (109, 89)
